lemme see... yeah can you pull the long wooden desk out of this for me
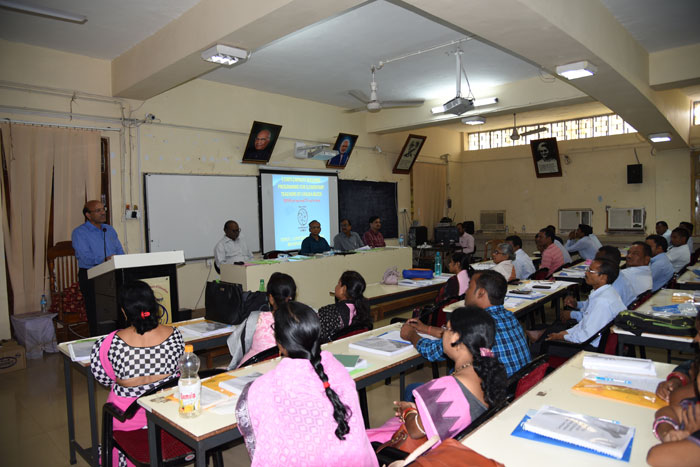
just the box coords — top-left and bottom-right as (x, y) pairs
(138, 322), (427, 467)
(676, 263), (700, 290)
(613, 288), (696, 359)
(220, 247), (412, 309)
(58, 318), (234, 467)
(461, 351), (674, 466)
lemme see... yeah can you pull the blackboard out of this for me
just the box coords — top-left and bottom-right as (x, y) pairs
(338, 180), (398, 239)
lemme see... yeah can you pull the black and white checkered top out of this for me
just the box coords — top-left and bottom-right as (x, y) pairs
(90, 328), (185, 398)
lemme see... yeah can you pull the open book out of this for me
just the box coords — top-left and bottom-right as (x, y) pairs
(68, 338), (99, 363)
(349, 336), (413, 357)
(521, 406), (634, 460)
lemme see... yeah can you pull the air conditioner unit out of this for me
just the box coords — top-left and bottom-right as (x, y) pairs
(480, 210), (506, 232)
(607, 207), (645, 231)
(558, 209), (593, 233)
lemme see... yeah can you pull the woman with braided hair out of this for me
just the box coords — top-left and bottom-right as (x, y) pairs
(235, 301), (377, 466)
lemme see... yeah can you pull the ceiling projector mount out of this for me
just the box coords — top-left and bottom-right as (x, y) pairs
(433, 51), (475, 116)
(346, 65), (425, 113)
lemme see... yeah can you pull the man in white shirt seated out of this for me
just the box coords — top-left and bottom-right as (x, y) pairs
(611, 241), (653, 307)
(214, 220), (253, 268)
(528, 259), (625, 349)
(545, 225), (572, 264)
(656, 221), (672, 245)
(645, 235), (675, 292)
(457, 222), (475, 255)
(667, 227), (691, 273)
(680, 221), (695, 254)
(506, 235), (535, 280)
(565, 224), (602, 260)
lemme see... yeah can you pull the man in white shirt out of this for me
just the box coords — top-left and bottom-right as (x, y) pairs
(506, 235), (535, 280)
(214, 220), (253, 268)
(667, 227), (691, 273)
(611, 242), (653, 307)
(680, 222), (695, 254)
(656, 221), (672, 245)
(645, 235), (675, 292)
(457, 222), (475, 255)
(565, 224), (601, 260)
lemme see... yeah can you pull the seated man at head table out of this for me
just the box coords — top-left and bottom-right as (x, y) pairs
(506, 235), (535, 280)
(546, 225), (573, 264)
(667, 227), (692, 273)
(299, 220), (331, 255)
(528, 259), (625, 354)
(332, 218), (364, 251)
(656, 220), (672, 245)
(565, 223), (603, 260)
(214, 220), (252, 268)
(610, 241), (652, 307)
(400, 270), (530, 379)
(535, 228), (564, 278)
(362, 215), (386, 248)
(646, 235), (675, 292)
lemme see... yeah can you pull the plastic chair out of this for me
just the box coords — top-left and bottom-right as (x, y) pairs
(531, 268), (549, 280)
(263, 250), (286, 259)
(542, 318), (616, 369)
(505, 354), (549, 401)
(102, 369), (226, 467)
(239, 346), (279, 367)
(628, 289), (653, 310)
(48, 241), (89, 341)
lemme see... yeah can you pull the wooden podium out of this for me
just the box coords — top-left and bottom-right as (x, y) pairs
(87, 251), (185, 335)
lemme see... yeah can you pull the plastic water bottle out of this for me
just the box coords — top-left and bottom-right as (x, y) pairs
(434, 251), (442, 276)
(259, 279), (265, 292)
(178, 344), (201, 418)
(399, 234), (405, 247)
(40, 294), (48, 313)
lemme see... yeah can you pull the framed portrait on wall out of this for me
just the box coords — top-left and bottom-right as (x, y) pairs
(392, 134), (427, 174)
(326, 133), (359, 169)
(530, 137), (562, 178)
(242, 121), (283, 164)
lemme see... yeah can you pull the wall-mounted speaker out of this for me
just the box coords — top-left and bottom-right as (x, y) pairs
(627, 164), (643, 184)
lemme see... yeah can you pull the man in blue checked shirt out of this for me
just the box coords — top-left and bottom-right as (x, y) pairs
(71, 200), (124, 335)
(400, 270), (531, 378)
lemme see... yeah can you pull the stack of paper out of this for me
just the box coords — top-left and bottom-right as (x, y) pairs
(218, 372), (263, 394)
(177, 321), (233, 337)
(334, 354), (369, 371)
(68, 338), (99, 363)
(349, 336), (413, 357)
(582, 354), (656, 377)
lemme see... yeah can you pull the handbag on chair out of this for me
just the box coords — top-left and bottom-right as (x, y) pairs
(205, 281), (245, 324)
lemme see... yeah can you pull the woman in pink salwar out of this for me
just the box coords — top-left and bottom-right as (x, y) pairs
(235, 301), (378, 467)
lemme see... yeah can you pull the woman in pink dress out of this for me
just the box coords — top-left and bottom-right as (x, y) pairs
(235, 301), (378, 466)
(238, 272), (296, 367)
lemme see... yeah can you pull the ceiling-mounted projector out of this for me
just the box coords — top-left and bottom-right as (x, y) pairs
(294, 142), (337, 161)
(442, 96), (474, 116)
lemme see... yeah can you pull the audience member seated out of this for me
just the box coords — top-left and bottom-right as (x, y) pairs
(612, 241), (653, 307)
(90, 281), (185, 467)
(234, 272), (296, 368)
(546, 225), (573, 264)
(318, 270), (372, 343)
(332, 218), (364, 251)
(646, 235), (675, 292)
(235, 301), (377, 467)
(536, 228), (565, 278)
(596, 245), (622, 264)
(457, 221), (475, 255)
(656, 220), (672, 245)
(680, 221), (695, 254)
(439, 252), (471, 300)
(369, 306), (507, 447)
(401, 270), (530, 378)
(506, 235), (536, 280)
(647, 334), (700, 467)
(528, 259), (625, 353)
(667, 227), (692, 273)
(565, 223), (602, 260)
(363, 216), (386, 248)
(491, 242), (516, 281)
(299, 220), (331, 255)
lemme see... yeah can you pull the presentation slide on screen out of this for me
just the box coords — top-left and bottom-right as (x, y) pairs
(261, 172), (338, 252)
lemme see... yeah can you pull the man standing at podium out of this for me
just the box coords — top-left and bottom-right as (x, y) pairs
(72, 200), (125, 335)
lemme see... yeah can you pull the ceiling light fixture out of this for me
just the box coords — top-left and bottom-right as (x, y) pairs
(201, 45), (249, 66)
(0, 0), (87, 23)
(461, 116), (486, 125)
(556, 60), (597, 80)
(648, 132), (672, 143)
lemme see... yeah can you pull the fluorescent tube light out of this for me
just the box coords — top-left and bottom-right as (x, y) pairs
(555, 60), (597, 80)
(648, 132), (671, 143)
(430, 105), (445, 115)
(461, 116), (486, 125)
(473, 97), (498, 107)
(201, 45), (249, 66)
(0, 0), (87, 23)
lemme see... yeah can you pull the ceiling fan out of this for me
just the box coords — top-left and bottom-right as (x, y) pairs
(510, 113), (547, 140)
(346, 65), (424, 113)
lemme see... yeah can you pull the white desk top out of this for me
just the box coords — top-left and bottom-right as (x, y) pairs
(443, 280), (574, 314)
(87, 251), (185, 279)
(461, 351), (675, 466)
(138, 322), (421, 439)
(677, 263), (700, 284)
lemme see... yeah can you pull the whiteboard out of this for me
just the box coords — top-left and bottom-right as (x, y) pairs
(144, 174), (260, 260)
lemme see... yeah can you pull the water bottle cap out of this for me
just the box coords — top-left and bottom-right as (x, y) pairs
(185, 344), (194, 353)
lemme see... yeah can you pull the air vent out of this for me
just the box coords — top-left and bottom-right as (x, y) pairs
(480, 210), (506, 232)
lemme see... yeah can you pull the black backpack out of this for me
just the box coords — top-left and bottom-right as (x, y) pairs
(614, 311), (696, 337)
